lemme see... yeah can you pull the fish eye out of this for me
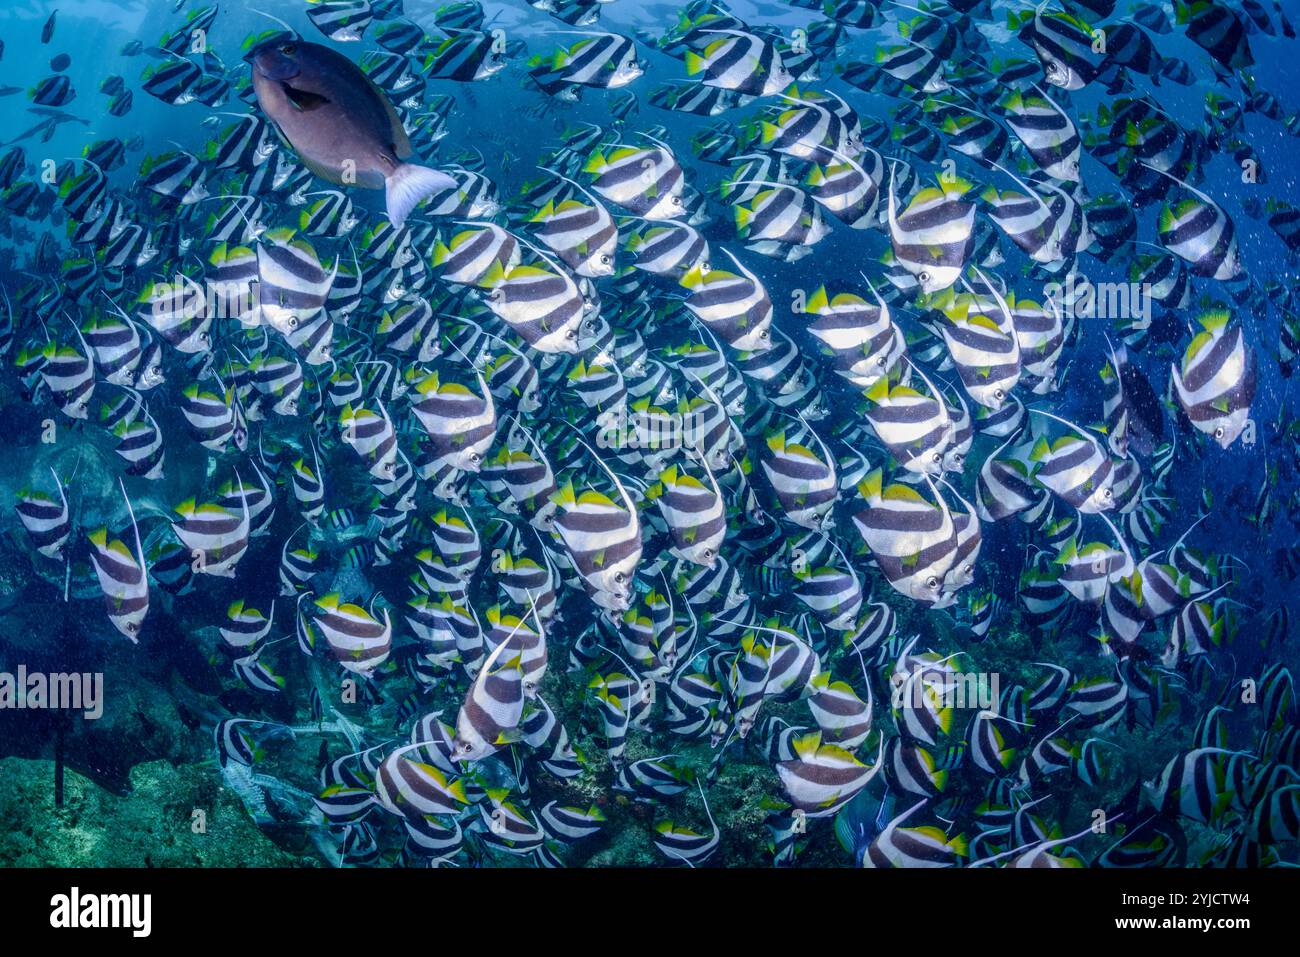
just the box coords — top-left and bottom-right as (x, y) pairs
(994, 388), (1005, 400)
(287, 316), (299, 329)
(614, 572), (626, 583)
(926, 577), (939, 590)
(279, 43), (297, 55)
(918, 271), (930, 283)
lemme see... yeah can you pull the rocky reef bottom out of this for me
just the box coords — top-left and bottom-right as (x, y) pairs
(0, 757), (306, 867)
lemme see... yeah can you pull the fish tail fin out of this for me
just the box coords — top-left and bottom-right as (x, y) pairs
(385, 163), (456, 229)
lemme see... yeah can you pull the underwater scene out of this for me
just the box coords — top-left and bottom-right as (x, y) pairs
(0, 0), (1297, 872)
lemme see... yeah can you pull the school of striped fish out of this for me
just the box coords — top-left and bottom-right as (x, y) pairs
(2, 0), (1300, 868)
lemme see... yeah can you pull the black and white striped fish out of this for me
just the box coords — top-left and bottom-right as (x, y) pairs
(409, 365), (498, 472)
(15, 468), (70, 559)
(479, 252), (585, 353)
(315, 592), (392, 675)
(550, 462), (642, 612)
(529, 178), (619, 278)
(625, 220), (709, 278)
(171, 486), (250, 578)
(1153, 168), (1242, 280)
(996, 87), (1081, 182)
(761, 421), (839, 531)
(653, 781), (720, 864)
(256, 228), (337, 339)
(886, 167), (975, 294)
(679, 249), (773, 352)
(776, 730), (881, 818)
(530, 32), (642, 91)
(853, 469), (959, 607)
(88, 480), (149, 641)
(1028, 411), (1115, 513)
(684, 29), (793, 97)
(583, 143), (685, 220)
(1170, 309), (1256, 448)
(451, 631), (527, 763)
(646, 460), (727, 567)
(931, 283), (1021, 411)
(863, 363), (953, 476)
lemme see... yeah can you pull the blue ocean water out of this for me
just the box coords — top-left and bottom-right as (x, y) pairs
(0, 0), (1296, 868)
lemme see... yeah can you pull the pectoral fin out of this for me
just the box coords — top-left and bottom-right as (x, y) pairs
(282, 82), (331, 112)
